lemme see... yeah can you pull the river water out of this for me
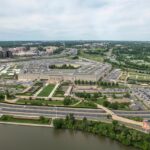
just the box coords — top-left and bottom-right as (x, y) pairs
(0, 124), (136, 150)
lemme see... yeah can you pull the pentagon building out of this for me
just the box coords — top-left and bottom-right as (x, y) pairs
(18, 58), (112, 82)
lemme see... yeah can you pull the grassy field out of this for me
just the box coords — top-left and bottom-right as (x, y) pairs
(38, 84), (55, 97)
(119, 71), (128, 81)
(96, 98), (106, 105)
(79, 51), (104, 62)
(53, 86), (68, 97)
(0, 115), (51, 125)
(16, 99), (64, 106)
(75, 101), (97, 109)
(127, 72), (150, 83)
(119, 71), (150, 83)
(16, 99), (79, 107)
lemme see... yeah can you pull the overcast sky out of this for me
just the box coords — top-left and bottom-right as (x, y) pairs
(0, 0), (150, 41)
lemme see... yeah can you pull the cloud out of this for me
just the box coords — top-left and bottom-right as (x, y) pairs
(0, 0), (149, 40)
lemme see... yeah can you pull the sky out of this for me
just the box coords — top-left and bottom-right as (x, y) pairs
(0, 0), (150, 41)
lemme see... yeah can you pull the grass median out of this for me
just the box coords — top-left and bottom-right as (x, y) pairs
(16, 99), (64, 106)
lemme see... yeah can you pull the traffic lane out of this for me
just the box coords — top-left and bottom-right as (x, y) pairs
(0, 108), (107, 117)
(0, 106), (107, 116)
(118, 114), (150, 118)
(0, 110), (108, 119)
(0, 103), (105, 113)
(1, 104), (150, 116)
(115, 111), (150, 114)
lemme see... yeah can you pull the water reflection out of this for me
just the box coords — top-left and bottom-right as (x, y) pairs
(0, 125), (137, 150)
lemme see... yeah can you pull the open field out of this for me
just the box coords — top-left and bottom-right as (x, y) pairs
(38, 84), (55, 97)
(119, 71), (128, 81)
(127, 72), (150, 83)
(75, 101), (97, 109)
(53, 85), (67, 97)
(79, 51), (104, 62)
(0, 115), (51, 125)
(16, 99), (64, 106)
(17, 81), (44, 96)
(16, 99), (79, 106)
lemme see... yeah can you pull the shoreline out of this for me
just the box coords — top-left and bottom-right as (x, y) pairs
(0, 119), (149, 150)
(0, 119), (147, 134)
(0, 121), (53, 128)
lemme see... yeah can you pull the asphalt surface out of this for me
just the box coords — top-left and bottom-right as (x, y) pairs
(0, 103), (107, 120)
(0, 103), (150, 120)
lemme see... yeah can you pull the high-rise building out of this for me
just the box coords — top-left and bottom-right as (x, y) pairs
(0, 48), (13, 58)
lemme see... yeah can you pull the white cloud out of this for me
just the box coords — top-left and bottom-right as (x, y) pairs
(0, 0), (149, 40)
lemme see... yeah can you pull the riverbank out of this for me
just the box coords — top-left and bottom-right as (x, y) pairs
(0, 114), (149, 150)
(53, 115), (150, 150)
(0, 121), (53, 128)
(0, 115), (52, 127)
(0, 124), (136, 150)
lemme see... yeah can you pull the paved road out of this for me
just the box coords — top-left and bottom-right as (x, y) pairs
(114, 110), (150, 115)
(96, 104), (143, 126)
(0, 103), (150, 120)
(0, 103), (107, 120)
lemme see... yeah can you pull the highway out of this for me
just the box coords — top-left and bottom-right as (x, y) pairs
(114, 110), (150, 118)
(114, 110), (150, 114)
(0, 103), (108, 120)
(0, 103), (150, 120)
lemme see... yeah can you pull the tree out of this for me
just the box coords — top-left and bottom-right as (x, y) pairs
(75, 80), (78, 84)
(0, 93), (4, 101)
(103, 95), (107, 100)
(124, 92), (130, 98)
(68, 114), (76, 125)
(81, 80), (85, 85)
(78, 80), (81, 85)
(107, 114), (112, 119)
(63, 97), (72, 105)
(39, 116), (47, 123)
(112, 94), (117, 99)
(103, 101), (110, 107)
(53, 119), (64, 129)
(112, 120), (118, 127)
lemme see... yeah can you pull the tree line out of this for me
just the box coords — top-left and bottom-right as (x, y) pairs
(53, 114), (150, 150)
(75, 80), (119, 87)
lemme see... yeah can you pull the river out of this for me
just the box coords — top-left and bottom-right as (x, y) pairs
(0, 124), (136, 150)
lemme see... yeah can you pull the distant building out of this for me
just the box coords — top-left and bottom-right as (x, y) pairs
(6, 50), (13, 58)
(0, 49), (13, 58)
(45, 46), (57, 54)
(9, 47), (27, 55)
(143, 120), (150, 131)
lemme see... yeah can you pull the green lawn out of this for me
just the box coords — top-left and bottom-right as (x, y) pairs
(16, 98), (79, 107)
(75, 101), (97, 109)
(16, 99), (64, 106)
(54, 86), (65, 97)
(38, 84), (55, 97)
(79, 51), (104, 62)
(0, 115), (51, 125)
(96, 98), (106, 105)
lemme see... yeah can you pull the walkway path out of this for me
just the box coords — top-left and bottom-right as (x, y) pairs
(71, 99), (82, 107)
(64, 85), (73, 97)
(96, 103), (143, 126)
(48, 83), (60, 99)
(71, 96), (143, 127)
(33, 83), (48, 97)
